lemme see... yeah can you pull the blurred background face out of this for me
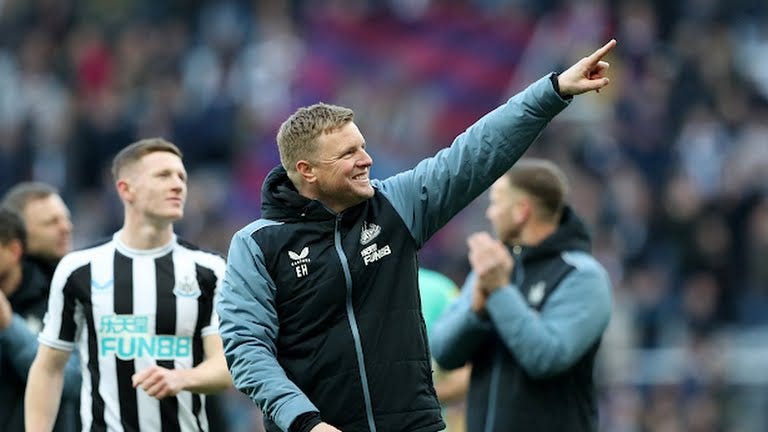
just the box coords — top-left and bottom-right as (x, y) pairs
(486, 177), (528, 244)
(0, 240), (22, 290)
(22, 195), (72, 260)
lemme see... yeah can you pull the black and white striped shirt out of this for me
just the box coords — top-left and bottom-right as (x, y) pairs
(39, 232), (225, 432)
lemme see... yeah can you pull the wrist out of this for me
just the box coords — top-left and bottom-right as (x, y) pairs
(175, 368), (195, 391)
(290, 411), (322, 432)
(549, 72), (573, 100)
(483, 281), (508, 295)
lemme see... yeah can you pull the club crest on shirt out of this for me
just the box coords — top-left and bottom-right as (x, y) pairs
(527, 281), (546, 307)
(173, 274), (201, 298)
(360, 221), (381, 245)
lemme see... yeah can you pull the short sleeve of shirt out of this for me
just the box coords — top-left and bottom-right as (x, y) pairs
(38, 253), (87, 351)
(196, 252), (227, 338)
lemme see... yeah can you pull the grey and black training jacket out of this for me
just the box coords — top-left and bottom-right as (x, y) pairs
(216, 75), (570, 432)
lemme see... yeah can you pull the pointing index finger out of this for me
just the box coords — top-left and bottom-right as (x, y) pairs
(587, 39), (617, 64)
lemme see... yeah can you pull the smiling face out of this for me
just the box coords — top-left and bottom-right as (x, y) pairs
(300, 121), (374, 213)
(120, 151), (188, 223)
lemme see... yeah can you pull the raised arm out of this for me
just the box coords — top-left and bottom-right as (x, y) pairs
(217, 226), (319, 432)
(375, 40), (616, 247)
(375, 75), (570, 246)
(25, 345), (72, 432)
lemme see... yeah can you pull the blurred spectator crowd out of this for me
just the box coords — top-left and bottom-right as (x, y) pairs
(2, 0), (768, 430)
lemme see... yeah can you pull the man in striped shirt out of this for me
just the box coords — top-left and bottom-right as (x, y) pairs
(26, 138), (232, 432)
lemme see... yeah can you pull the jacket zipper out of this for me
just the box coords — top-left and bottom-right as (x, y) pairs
(484, 245), (524, 431)
(334, 214), (377, 432)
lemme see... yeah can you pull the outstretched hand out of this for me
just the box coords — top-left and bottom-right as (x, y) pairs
(557, 39), (617, 96)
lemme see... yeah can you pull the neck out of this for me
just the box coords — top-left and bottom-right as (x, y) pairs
(296, 183), (346, 214)
(0, 265), (22, 297)
(120, 215), (175, 250)
(517, 220), (557, 247)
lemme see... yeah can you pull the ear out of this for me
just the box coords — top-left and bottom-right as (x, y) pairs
(116, 179), (133, 203)
(516, 197), (533, 224)
(9, 239), (23, 262)
(296, 160), (317, 184)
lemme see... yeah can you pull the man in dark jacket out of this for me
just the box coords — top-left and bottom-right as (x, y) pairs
(1, 182), (73, 327)
(217, 41), (616, 432)
(0, 208), (81, 432)
(1, 183), (78, 432)
(431, 159), (612, 431)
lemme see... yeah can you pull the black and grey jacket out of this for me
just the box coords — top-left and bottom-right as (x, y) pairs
(431, 208), (612, 432)
(216, 75), (570, 432)
(0, 256), (81, 432)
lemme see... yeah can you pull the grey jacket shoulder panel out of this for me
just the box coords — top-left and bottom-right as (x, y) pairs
(217, 222), (318, 431)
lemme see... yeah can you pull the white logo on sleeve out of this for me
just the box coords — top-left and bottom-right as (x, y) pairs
(360, 221), (381, 245)
(288, 246), (311, 278)
(527, 281), (546, 307)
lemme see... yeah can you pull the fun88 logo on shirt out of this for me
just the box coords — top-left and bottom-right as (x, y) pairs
(99, 315), (191, 360)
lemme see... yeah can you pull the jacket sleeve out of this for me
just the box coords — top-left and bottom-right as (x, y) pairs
(430, 272), (494, 370)
(0, 315), (39, 375)
(484, 252), (612, 378)
(0, 315), (82, 400)
(374, 75), (570, 247)
(217, 228), (318, 432)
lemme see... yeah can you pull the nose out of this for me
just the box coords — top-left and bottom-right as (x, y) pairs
(60, 217), (73, 234)
(172, 175), (186, 191)
(358, 149), (373, 167)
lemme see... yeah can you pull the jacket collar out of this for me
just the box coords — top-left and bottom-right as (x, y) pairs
(261, 165), (339, 222)
(512, 206), (592, 262)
